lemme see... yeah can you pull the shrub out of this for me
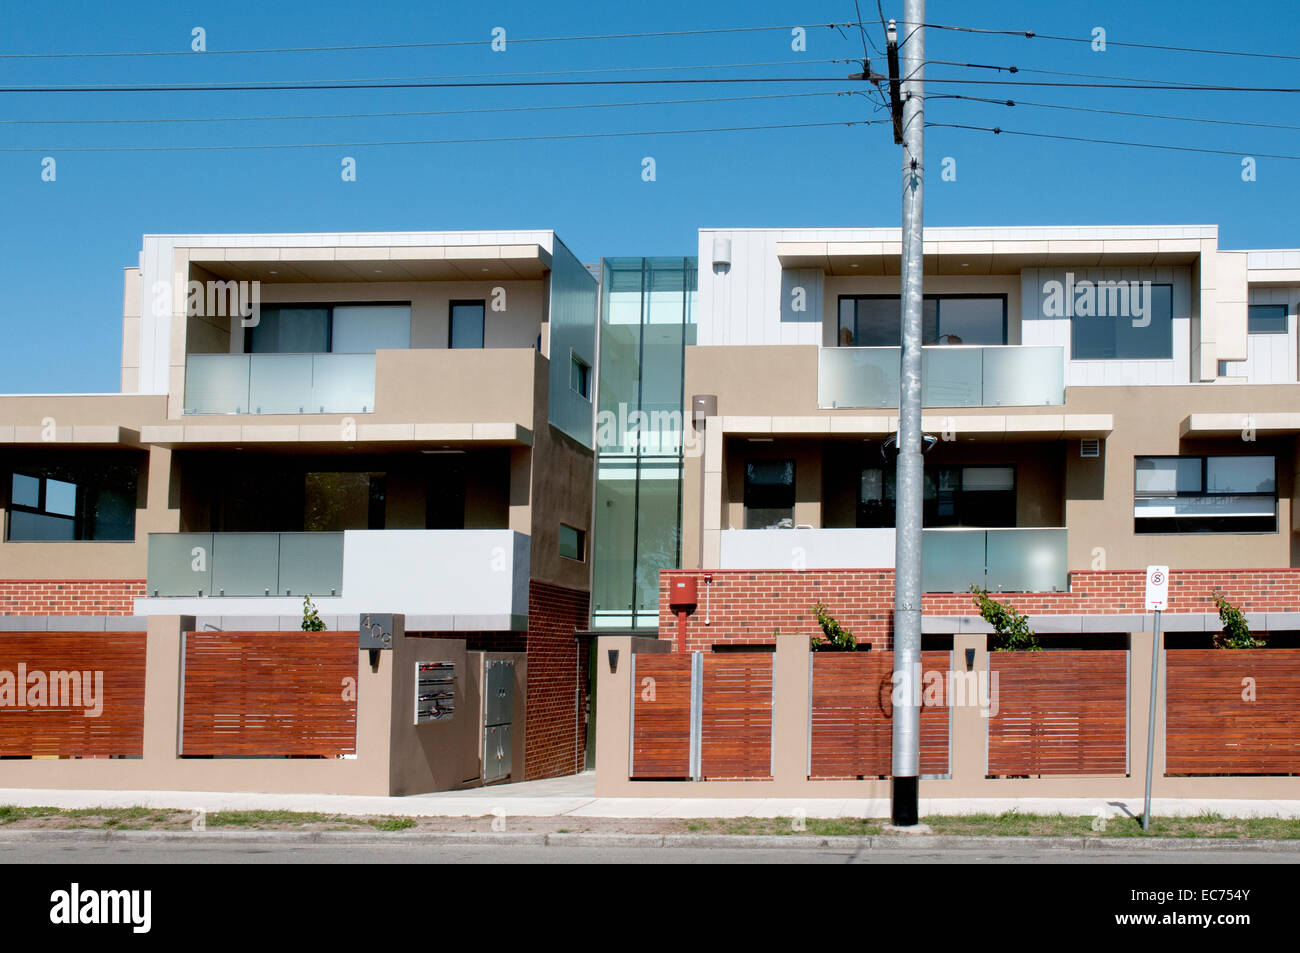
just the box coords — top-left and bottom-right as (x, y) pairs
(810, 602), (857, 651)
(971, 586), (1040, 651)
(301, 595), (326, 632)
(1212, 590), (1265, 649)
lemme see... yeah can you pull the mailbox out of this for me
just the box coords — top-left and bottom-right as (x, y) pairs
(414, 661), (455, 725)
(669, 574), (698, 609)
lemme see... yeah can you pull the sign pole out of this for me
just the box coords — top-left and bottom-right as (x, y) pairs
(1141, 565), (1167, 832)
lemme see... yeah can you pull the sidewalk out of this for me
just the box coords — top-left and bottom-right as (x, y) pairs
(3, 772), (1299, 820)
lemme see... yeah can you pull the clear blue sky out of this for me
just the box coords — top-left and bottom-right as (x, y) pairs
(1, 0), (1296, 392)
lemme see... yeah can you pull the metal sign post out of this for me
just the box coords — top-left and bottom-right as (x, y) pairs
(1143, 566), (1168, 831)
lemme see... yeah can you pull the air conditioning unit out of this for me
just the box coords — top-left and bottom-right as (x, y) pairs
(1080, 438), (1100, 458)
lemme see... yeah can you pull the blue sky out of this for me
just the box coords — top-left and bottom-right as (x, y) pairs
(1, 0), (1297, 393)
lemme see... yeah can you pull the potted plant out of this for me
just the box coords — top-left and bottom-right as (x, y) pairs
(1211, 590), (1265, 649)
(809, 601), (858, 651)
(301, 595), (327, 632)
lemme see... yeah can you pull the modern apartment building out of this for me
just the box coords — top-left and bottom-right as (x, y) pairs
(646, 224), (1300, 651)
(0, 229), (599, 781)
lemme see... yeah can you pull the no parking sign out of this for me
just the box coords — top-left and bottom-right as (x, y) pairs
(1144, 565), (1168, 612)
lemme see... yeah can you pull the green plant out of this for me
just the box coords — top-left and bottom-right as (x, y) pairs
(971, 586), (1040, 652)
(1212, 590), (1265, 649)
(301, 595), (326, 632)
(810, 602), (856, 651)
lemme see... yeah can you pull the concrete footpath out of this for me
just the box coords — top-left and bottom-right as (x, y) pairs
(2, 772), (1300, 821)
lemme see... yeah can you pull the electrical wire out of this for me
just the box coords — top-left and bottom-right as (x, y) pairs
(932, 93), (1300, 133)
(930, 122), (1300, 161)
(0, 118), (877, 152)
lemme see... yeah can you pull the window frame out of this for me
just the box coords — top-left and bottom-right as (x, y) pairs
(570, 351), (592, 400)
(1133, 454), (1278, 534)
(243, 301), (412, 354)
(559, 523), (586, 562)
(448, 299), (487, 350)
(1069, 282), (1175, 361)
(5, 465), (138, 543)
(1247, 303), (1289, 335)
(743, 458), (797, 529)
(836, 293), (1009, 348)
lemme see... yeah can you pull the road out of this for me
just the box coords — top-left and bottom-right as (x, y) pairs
(2, 838), (1296, 864)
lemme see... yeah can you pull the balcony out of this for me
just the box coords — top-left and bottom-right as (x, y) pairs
(717, 526), (1068, 592)
(184, 353), (375, 415)
(818, 346), (1065, 409)
(140, 529), (530, 628)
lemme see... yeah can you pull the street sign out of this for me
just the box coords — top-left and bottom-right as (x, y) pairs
(1144, 565), (1168, 612)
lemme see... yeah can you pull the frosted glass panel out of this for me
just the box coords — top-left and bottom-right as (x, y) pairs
(278, 532), (344, 596)
(147, 532), (213, 595)
(922, 348), (980, 406)
(312, 354), (375, 413)
(185, 354), (250, 414)
(1135, 457), (1201, 494)
(986, 528), (1068, 592)
(981, 346), (1065, 406)
(331, 305), (411, 353)
(921, 529), (986, 593)
(212, 533), (280, 596)
(818, 348), (898, 408)
(249, 354), (315, 414)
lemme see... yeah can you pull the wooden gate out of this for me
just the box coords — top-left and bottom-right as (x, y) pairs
(987, 650), (1128, 776)
(629, 653), (693, 778)
(181, 631), (358, 757)
(1166, 649), (1300, 775)
(700, 654), (773, 780)
(809, 650), (950, 779)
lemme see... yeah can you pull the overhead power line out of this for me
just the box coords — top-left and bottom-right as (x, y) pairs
(913, 22), (1300, 62)
(0, 118), (876, 152)
(933, 93), (1300, 133)
(0, 22), (866, 59)
(930, 122), (1300, 161)
(0, 89), (858, 126)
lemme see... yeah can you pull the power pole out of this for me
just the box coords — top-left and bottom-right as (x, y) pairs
(889, 1), (925, 828)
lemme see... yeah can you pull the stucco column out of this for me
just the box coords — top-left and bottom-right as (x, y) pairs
(772, 636), (810, 783)
(143, 615), (191, 762)
(1129, 628), (1156, 795)
(949, 633), (988, 789)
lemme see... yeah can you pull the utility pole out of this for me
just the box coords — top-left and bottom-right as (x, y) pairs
(889, 1), (925, 828)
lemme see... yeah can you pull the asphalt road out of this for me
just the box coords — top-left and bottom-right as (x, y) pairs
(3, 839), (1296, 864)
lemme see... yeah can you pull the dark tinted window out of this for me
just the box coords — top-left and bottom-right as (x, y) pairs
(1072, 283), (1173, 359)
(1248, 304), (1288, 334)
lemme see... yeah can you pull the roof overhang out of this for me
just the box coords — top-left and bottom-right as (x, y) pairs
(1180, 413), (1300, 438)
(720, 413), (1112, 441)
(777, 239), (1203, 276)
(186, 243), (552, 282)
(140, 421), (533, 450)
(0, 425), (143, 448)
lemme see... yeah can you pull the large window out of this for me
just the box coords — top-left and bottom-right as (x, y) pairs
(6, 462), (137, 541)
(1248, 303), (1288, 334)
(838, 295), (1007, 347)
(449, 301), (485, 349)
(857, 464), (1016, 528)
(1134, 455), (1276, 533)
(1071, 283), (1173, 360)
(744, 460), (795, 529)
(247, 304), (410, 354)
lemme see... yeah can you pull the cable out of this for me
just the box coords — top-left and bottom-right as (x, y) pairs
(914, 22), (1300, 63)
(0, 118), (877, 152)
(0, 23), (864, 59)
(930, 122), (1300, 161)
(0, 89), (858, 126)
(933, 93), (1300, 133)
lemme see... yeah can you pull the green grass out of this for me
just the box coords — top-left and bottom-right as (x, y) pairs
(206, 810), (365, 828)
(684, 817), (883, 836)
(368, 817), (416, 832)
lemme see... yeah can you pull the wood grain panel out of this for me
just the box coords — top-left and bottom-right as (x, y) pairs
(181, 632), (357, 757)
(1166, 649), (1300, 775)
(0, 631), (146, 758)
(988, 650), (1128, 777)
(630, 654), (692, 778)
(700, 655), (772, 780)
(809, 651), (950, 779)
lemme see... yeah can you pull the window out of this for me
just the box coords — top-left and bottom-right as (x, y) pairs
(1248, 303), (1288, 334)
(744, 460), (795, 529)
(247, 304), (410, 354)
(559, 523), (586, 561)
(857, 464), (1016, 528)
(1134, 455), (1276, 533)
(1071, 283), (1173, 360)
(570, 354), (591, 399)
(838, 295), (1006, 347)
(6, 464), (137, 541)
(450, 301), (485, 349)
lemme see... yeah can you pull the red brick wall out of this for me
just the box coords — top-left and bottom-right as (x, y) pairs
(0, 579), (144, 616)
(659, 568), (1300, 652)
(523, 579), (591, 781)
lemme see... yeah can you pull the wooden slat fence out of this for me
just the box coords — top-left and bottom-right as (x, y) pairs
(0, 631), (146, 757)
(181, 631), (357, 757)
(629, 653), (693, 778)
(987, 650), (1128, 776)
(1166, 649), (1300, 775)
(700, 654), (772, 780)
(809, 650), (950, 779)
